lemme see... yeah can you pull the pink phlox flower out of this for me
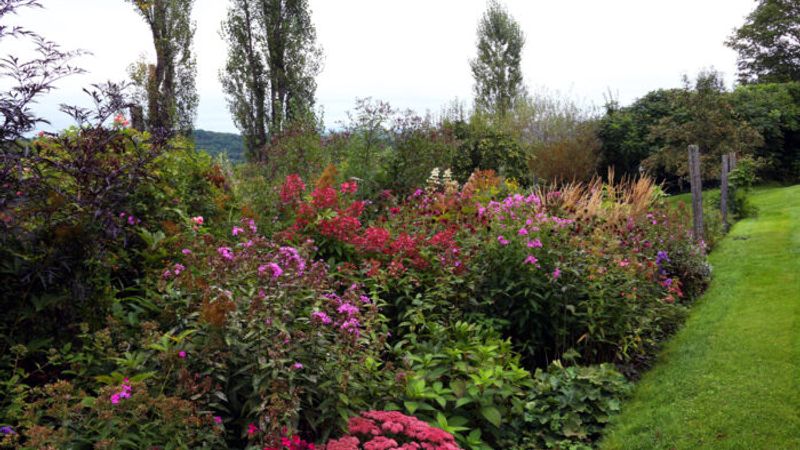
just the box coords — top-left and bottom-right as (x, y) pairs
(311, 311), (333, 325)
(527, 238), (543, 248)
(524, 254), (539, 266)
(217, 247), (234, 261)
(337, 302), (359, 316)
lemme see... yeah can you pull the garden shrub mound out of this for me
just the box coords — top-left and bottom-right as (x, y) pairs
(1, 121), (710, 450)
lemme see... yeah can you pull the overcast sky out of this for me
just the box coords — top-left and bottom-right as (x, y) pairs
(1, 0), (756, 133)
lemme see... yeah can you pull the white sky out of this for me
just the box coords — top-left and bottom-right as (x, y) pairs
(0, 0), (756, 133)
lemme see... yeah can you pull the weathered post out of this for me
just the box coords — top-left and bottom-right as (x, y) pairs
(688, 145), (704, 241)
(721, 154), (730, 231)
(729, 152), (737, 172)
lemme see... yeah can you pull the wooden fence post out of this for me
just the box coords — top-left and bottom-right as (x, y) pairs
(688, 145), (704, 242)
(721, 154), (730, 231)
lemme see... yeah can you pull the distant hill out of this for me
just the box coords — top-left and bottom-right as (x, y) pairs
(193, 129), (245, 162)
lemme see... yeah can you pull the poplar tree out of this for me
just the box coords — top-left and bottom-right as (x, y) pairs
(220, 0), (322, 161)
(128, 0), (198, 135)
(470, 0), (526, 118)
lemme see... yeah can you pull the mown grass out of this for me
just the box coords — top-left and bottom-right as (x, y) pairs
(601, 184), (800, 449)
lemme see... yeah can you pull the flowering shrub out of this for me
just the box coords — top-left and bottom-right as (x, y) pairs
(14, 379), (225, 449)
(323, 411), (460, 450)
(160, 217), (394, 446)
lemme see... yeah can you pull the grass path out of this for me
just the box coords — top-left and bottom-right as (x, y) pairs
(601, 185), (800, 449)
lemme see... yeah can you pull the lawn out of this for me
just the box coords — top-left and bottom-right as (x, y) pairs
(601, 184), (800, 449)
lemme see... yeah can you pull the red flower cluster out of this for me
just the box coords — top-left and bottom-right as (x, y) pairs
(340, 180), (358, 194)
(281, 174), (306, 204)
(264, 434), (316, 450)
(323, 411), (460, 450)
(312, 186), (339, 210)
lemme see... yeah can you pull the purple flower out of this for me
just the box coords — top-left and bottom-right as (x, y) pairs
(261, 265), (282, 278)
(337, 302), (359, 316)
(217, 247), (234, 261)
(523, 255), (539, 265)
(552, 267), (561, 280)
(311, 311), (333, 325)
(181, 248), (192, 255)
(173, 263), (186, 276)
(292, 362), (303, 370)
(232, 226), (244, 236)
(110, 393), (120, 404)
(178, 350), (187, 359)
(497, 235), (509, 246)
(0, 426), (16, 435)
(213, 416), (223, 425)
(527, 238), (543, 248)
(518, 228), (528, 236)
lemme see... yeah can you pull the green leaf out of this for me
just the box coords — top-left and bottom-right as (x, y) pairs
(480, 405), (502, 427)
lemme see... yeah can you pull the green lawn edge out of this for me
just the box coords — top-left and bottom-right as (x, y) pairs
(600, 184), (800, 450)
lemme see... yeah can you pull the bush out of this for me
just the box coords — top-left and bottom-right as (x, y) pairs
(508, 361), (631, 449)
(15, 379), (225, 449)
(389, 321), (532, 449)
(161, 218), (393, 445)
